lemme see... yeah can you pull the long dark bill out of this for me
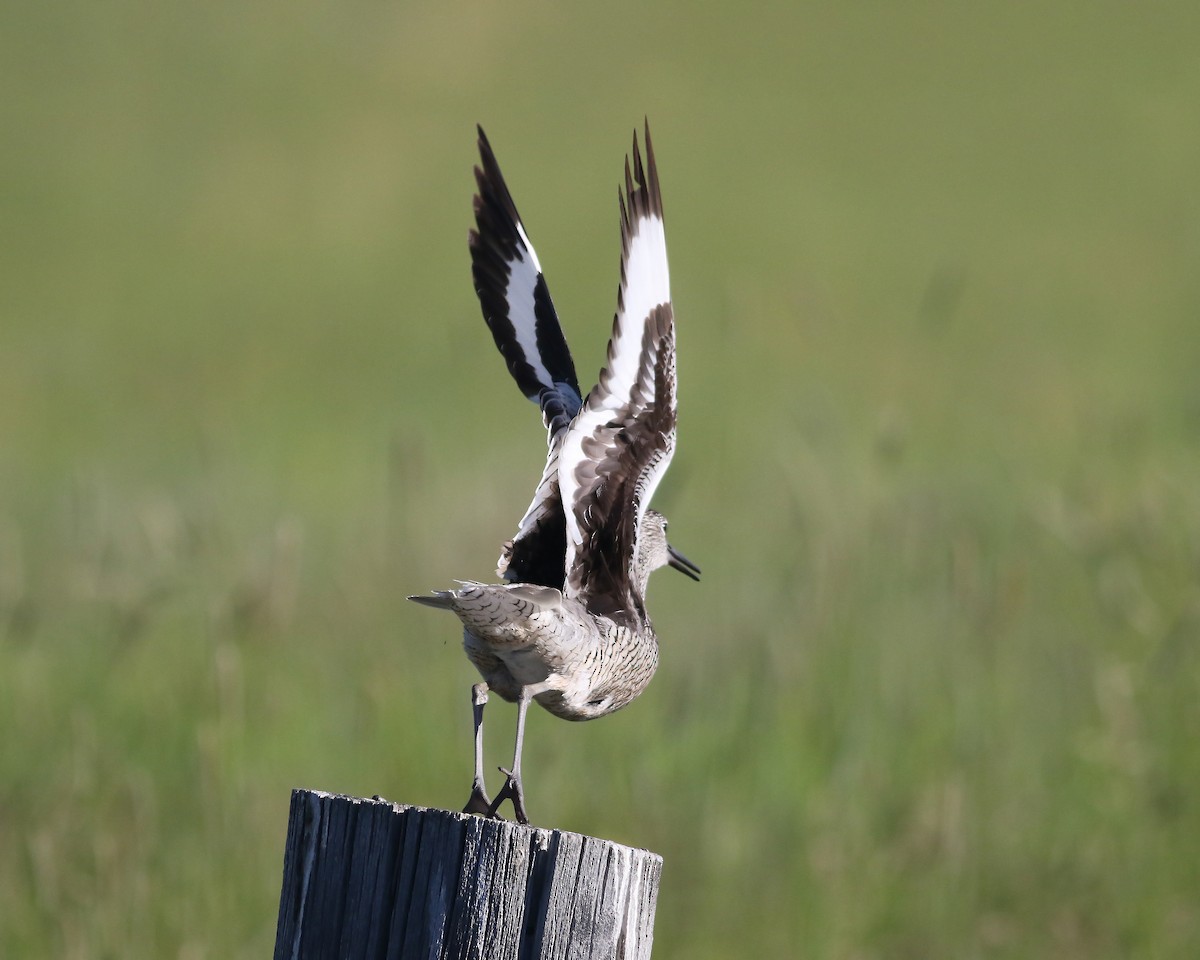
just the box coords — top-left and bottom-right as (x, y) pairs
(667, 545), (701, 581)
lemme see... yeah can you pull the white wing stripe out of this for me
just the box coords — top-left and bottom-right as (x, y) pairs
(599, 217), (670, 413)
(516, 222), (543, 272)
(504, 247), (556, 391)
(621, 217), (670, 336)
(560, 207), (671, 552)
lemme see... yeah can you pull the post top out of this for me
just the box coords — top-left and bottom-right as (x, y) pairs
(295, 787), (664, 864)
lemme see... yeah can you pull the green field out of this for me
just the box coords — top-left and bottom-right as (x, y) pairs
(3, 1), (1199, 956)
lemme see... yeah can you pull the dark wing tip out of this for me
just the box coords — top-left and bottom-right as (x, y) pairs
(473, 127), (523, 228)
(620, 119), (664, 234)
(643, 120), (660, 212)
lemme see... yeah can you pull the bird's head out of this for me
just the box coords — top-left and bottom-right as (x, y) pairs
(636, 509), (701, 593)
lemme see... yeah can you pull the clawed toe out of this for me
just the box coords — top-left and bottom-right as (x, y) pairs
(488, 767), (530, 825)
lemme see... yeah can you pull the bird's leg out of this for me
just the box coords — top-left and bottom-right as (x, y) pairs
(489, 683), (542, 825)
(462, 682), (494, 817)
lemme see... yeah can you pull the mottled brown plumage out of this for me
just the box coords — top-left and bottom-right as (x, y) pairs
(410, 122), (698, 824)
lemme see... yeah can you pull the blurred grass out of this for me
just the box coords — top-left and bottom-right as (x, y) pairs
(3, 0), (1200, 956)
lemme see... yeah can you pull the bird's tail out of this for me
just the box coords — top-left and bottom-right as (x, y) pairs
(407, 590), (457, 610)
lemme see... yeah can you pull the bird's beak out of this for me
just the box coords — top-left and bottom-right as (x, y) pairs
(667, 545), (701, 581)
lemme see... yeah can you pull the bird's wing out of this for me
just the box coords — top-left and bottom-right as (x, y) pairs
(470, 126), (583, 587)
(558, 122), (677, 625)
(470, 126), (582, 430)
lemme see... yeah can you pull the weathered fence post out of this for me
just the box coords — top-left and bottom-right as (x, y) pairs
(273, 789), (663, 960)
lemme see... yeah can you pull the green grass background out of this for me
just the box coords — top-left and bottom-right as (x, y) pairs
(3, 1), (1200, 956)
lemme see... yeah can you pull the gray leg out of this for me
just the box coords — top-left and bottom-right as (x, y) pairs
(490, 684), (537, 825)
(462, 683), (493, 816)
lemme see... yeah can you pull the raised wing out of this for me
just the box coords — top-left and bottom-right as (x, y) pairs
(470, 126), (583, 588)
(470, 126), (583, 430)
(558, 122), (677, 625)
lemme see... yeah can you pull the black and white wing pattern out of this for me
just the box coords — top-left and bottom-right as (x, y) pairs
(470, 127), (583, 588)
(558, 122), (677, 626)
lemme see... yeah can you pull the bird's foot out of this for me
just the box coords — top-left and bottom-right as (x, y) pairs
(488, 767), (530, 825)
(462, 780), (497, 818)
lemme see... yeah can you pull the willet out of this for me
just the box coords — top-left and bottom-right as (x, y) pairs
(410, 121), (699, 824)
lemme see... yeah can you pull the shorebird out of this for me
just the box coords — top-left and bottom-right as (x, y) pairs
(410, 121), (699, 824)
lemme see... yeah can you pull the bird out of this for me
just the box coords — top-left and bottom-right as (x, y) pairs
(409, 121), (699, 825)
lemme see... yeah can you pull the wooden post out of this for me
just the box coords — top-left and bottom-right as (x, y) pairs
(273, 789), (663, 960)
